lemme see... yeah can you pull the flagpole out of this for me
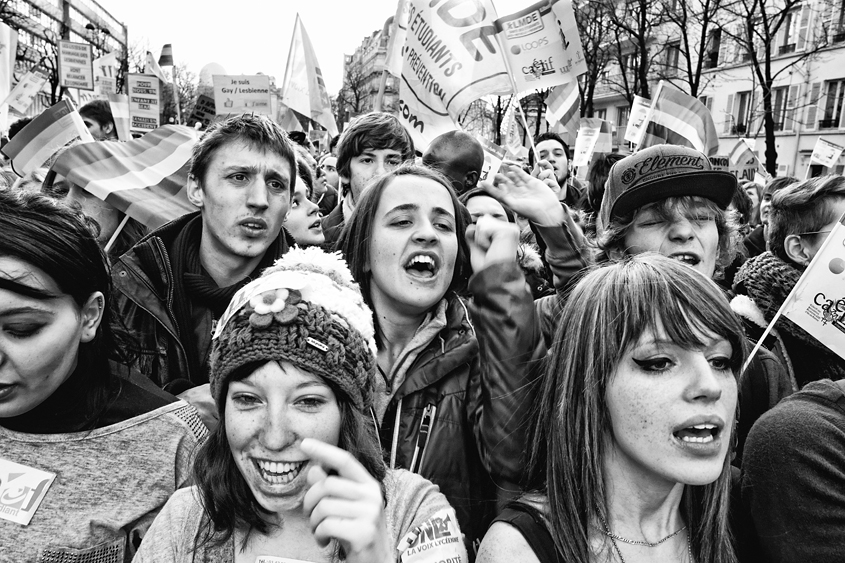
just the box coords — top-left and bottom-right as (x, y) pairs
(104, 214), (130, 253)
(632, 81), (663, 153)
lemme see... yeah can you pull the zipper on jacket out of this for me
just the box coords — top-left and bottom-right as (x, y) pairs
(389, 397), (403, 469)
(409, 403), (437, 474)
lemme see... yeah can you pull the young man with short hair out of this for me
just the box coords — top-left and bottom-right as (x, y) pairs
(112, 114), (297, 424)
(529, 131), (584, 209)
(80, 100), (119, 141)
(321, 112), (414, 246)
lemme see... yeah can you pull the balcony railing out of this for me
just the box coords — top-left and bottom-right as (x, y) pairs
(773, 121), (784, 131)
(778, 43), (796, 55)
(741, 52), (753, 62)
(731, 123), (747, 135)
(819, 118), (840, 129)
(833, 31), (845, 43)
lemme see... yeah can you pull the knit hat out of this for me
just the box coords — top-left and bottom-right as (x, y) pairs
(599, 144), (736, 232)
(209, 247), (377, 411)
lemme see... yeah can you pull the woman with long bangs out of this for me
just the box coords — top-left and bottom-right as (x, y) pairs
(135, 248), (467, 562)
(0, 190), (206, 562)
(478, 253), (744, 563)
(337, 162), (541, 551)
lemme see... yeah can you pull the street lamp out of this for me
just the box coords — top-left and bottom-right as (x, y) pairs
(84, 22), (110, 58)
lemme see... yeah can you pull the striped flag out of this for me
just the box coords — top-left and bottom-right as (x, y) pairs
(44, 125), (201, 229)
(635, 81), (720, 156)
(1, 99), (93, 176)
(545, 82), (580, 146)
(107, 94), (131, 141)
(501, 96), (522, 153)
(729, 138), (757, 167)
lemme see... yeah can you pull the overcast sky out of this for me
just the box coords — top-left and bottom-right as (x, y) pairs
(98, 0), (530, 96)
(98, 0), (401, 95)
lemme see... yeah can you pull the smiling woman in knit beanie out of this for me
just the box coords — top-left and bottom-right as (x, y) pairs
(136, 247), (468, 563)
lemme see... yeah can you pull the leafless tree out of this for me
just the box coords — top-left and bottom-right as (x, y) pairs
(574, 0), (613, 116)
(656, 0), (721, 97)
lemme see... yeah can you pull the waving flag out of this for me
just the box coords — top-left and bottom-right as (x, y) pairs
(1, 99), (93, 176)
(545, 81), (579, 145)
(43, 125), (201, 229)
(635, 81), (720, 155)
(107, 93), (131, 141)
(144, 51), (169, 84)
(729, 138), (757, 167)
(281, 14), (338, 136)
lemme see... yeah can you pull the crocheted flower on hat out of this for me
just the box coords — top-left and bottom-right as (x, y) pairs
(246, 288), (302, 328)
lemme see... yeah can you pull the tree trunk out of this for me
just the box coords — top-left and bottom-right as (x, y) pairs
(762, 80), (778, 176)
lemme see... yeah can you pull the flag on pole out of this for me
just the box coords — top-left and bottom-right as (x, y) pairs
(635, 81), (720, 155)
(281, 14), (338, 136)
(810, 137), (845, 168)
(2, 65), (49, 114)
(624, 95), (651, 144)
(158, 44), (174, 67)
(545, 81), (580, 145)
(144, 51), (169, 84)
(501, 96), (523, 154)
(107, 94), (131, 141)
(572, 118), (611, 167)
(43, 125), (201, 229)
(729, 138), (756, 167)
(0, 23), (18, 133)
(277, 102), (304, 133)
(1, 99), (93, 176)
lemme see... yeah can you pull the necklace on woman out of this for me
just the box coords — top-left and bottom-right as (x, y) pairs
(597, 513), (693, 563)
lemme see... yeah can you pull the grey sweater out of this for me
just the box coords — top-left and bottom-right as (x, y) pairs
(134, 469), (467, 562)
(0, 401), (207, 563)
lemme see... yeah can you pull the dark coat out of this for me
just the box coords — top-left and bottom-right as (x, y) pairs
(112, 212), (292, 392)
(379, 261), (543, 553)
(321, 203), (345, 249)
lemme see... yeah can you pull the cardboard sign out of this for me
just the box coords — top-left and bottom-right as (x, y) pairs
(127, 73), (161, 135)
(625, 95), (651, 144)
(187, 94), (216, 129)
(572, 118), (610, 167)
(212, 75), (272, 116)
(58, 41), (94, 91)
(495, 0), (587, 91)
(810, 137), (845, 168)
(3, 67), (49, 113)
(0, 457), (56, 526)
(478, 136), (506, 182)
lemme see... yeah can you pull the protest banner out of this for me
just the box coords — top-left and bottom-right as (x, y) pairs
(212, 75), (272, 116)
(495, 0), (586, 92)
(624, 95), (651, 144)
(501, 96), (523, 154)
(810, 137), (845, 168)
(634, 81), (719, 155)
(545, 81), (579, 145)
(0, 23), (17, 132)
(3, 66), (49, 113)
(94, 52), (118, 96)
(107, 94), (131, 141)
(572, 118), (610, 167)
(43, 125), (201, 230)
(477, 136), (506, 182)
(127, 73), (161, 135)
(1, 99), (93, 176)
(58, 41), (94, 91)
(388, 0), (514, 148)
(281, 14), (338, 135)
(144, 51), (169, 84)
(187, 94), (216, 129)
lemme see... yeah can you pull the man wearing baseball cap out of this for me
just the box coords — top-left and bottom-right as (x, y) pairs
(596, 144), (737, 279)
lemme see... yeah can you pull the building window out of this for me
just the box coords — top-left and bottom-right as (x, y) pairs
(595, 108), (607, 121)
(706, 29), (721, 69)
(771, 87), (788, 131)
(821, 79), (845, 129)
(778, 8), (799, 54)
(665, 42), (680, 76)
(617, 105), (630, 129)
(734, 91), (752, 134)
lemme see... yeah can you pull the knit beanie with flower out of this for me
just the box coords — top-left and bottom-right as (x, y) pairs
(209, 247), (377, 411)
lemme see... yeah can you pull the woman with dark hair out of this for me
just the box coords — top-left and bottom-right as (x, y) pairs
(0, 190), (206, 561)
(135, 247), (466, 562)
(479, 253), (744, 563)
(337, 162), (540, 551)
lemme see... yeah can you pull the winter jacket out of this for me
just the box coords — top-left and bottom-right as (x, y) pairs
(321, 201), (345, 248)
(112, 212), (292, 392)
(379, 261), (543, 555)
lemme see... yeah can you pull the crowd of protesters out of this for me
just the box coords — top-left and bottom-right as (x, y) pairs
(1, 97), (844, 563)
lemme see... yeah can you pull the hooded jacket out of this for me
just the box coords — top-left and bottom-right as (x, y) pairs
(112, 212), (293, 392)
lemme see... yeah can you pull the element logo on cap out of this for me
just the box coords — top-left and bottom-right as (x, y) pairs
(621, 168), (637, 184)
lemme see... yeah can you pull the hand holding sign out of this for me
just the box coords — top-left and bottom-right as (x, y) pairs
(301, 438), (391, 563)
(483, 163), (564, 226)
